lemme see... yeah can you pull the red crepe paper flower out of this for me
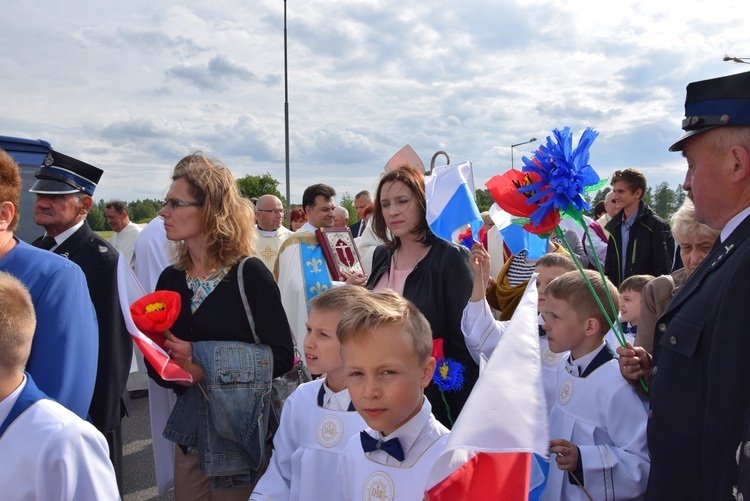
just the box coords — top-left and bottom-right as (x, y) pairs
(130, 291), (181, 349)
(432, 339), (445, 360)
(486, 169), (560, 235)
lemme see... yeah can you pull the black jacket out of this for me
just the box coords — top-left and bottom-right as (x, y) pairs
(33, 221), (132, 433)
(367, 239), (477, 427)
(647, 214), (750, 499)
(604, 202), (674, 287)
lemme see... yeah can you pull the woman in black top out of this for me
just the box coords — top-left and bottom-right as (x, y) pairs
(149, 152), (293, 499)
(366, 164), (476, 428)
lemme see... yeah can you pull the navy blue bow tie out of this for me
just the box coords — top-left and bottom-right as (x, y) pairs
(621, 323), (637, 335)
(359, 431), (405, 462)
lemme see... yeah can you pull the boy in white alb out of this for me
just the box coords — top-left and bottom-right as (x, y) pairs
(0, 271), (119, 500)
(462, 244), (575, 409)
(542, 270), (649, 500)
(251, 286), (368, 501)
(338, 290), (449, 501)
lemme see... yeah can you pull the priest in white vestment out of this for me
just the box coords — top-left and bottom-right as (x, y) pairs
(252, 194), (292, 272)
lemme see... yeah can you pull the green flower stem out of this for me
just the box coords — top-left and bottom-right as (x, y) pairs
(561, 221), (649, 393)
(440, 390), (454, 428)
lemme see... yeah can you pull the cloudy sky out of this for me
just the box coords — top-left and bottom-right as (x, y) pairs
(2, 0), (748, 205)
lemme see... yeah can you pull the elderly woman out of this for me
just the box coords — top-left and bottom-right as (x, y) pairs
(366, 164), (476, 428)
(618, 198), (719, 385)
(634, 198), (719, 355)
(148, 152), (293, 500)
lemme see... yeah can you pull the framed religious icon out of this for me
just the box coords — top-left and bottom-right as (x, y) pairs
(315, 227), (365, 281)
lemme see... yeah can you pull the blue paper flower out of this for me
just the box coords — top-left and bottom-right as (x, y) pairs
(433, 358), (465, 392)
(518, 127), (600, 228)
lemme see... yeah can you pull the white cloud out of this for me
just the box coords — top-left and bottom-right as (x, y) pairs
(1, 0), (748, 206)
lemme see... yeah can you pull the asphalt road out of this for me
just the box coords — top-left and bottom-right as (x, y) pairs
(122, 394), (174, 501)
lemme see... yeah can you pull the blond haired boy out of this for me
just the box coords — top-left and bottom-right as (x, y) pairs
(542, 270), (649, 500)
(0, 271), (118, 500)
(252, 286), (368, 501)
(338, 290), (448, 500)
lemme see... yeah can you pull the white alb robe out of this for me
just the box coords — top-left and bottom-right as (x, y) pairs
(251, 379), (366, 501)
(543, 359), (649, 501)
(253, 225), (292, 273)
(0, 378), (120, 500)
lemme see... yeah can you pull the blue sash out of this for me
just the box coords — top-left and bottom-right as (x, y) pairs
(299, 243), (333, 311)
(0, 372), (47, 439)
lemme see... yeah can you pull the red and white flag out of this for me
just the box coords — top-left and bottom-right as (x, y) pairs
(426, 275), (549, 500)
(116, 256), (192, 382)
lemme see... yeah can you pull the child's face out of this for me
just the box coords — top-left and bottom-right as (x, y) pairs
(542, 296), (590, 356)
(536, 265), (570, 313)
(304, 308), (344, 376)
(341, 325), (435, 437)
(618, 289), (642, 325)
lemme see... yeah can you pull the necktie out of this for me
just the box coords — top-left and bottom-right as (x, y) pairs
(359, 431), (405, 461)
(360, 219), (366, 236)
(37, 236), (57, 250)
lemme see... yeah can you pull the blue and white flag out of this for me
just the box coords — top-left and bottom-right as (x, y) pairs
(425, 161), (482, 242)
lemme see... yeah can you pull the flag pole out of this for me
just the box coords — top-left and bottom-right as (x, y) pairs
(283, 0), (291, 222)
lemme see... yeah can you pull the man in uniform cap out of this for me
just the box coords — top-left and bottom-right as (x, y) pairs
(617, 70), (750, 499)
(30, 150), (132, 494)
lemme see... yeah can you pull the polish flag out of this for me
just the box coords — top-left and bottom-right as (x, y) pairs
(426, 275), (549, 500)
(116, 256), (192, 382)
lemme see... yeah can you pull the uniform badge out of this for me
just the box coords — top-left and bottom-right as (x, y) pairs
(558, 378), (574, 405)
(99, 245), (108, 253)
(541, 344), (563, 367)
(316, 414), (344, 448)
(362, 471), (394, 501)
(43, 153), (54, 166)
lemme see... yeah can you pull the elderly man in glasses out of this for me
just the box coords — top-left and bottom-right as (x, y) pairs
(252, 194), (292, 272)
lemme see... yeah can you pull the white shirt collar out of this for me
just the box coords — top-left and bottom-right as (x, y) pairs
(720, 206), (750, 243)
(566, 341), (606, 376)
(375, 395), (431, 456)
(321, 379), (353, 411)
(47, 219), (85, 249)
(0, 374), (27, 425)
(297, 221), (318, 234)
(257, 227), (280, 237)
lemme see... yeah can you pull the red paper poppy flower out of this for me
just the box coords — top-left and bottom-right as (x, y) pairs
(130, 291), (181, 338)
(486, 169), (560, 235)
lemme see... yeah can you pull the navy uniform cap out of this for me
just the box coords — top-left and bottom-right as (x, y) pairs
(670, 70), (750, 152)
(29, 150), (103, 196)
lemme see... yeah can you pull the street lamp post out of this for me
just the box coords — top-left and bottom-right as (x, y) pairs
(510, 137), (537, 169)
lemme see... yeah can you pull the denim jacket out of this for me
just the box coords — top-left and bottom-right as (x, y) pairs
(163, 340), (273, 488)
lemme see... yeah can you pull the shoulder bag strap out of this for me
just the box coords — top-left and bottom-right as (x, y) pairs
(237, 257), (299, 350)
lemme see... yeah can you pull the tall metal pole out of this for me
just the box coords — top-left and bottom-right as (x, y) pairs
(283, 0), (291, 222)
(510, 137), (537, 169)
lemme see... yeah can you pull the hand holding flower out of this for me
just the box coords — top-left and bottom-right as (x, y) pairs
(164, 334), (205, 385)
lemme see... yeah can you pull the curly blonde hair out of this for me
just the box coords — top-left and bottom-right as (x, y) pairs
(170, 152), (256, 271)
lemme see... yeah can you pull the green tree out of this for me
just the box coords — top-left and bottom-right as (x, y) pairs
(236, 172), (283, 201)
(340, 192), (357, 223)
(475, 188), (493, 212)
(87, 199), (107, 231)
(652, 182), (674, 220)
(673, 184), (686, 213)
(642, 186), (654, 208)
(128, 199), (160, 223)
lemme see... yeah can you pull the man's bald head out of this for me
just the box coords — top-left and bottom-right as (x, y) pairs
(256, 194), (284, 231)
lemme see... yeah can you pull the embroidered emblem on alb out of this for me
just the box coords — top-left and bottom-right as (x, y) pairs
(559, 378), (574, 405)
(541, 345), (563, 367)
(362, 471), (394, 501)
(317, 414), (344, 448)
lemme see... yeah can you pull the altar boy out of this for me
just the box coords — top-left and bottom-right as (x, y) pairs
(251, 286), (368, 501)
(0, 271), (119, 500)
(542, 270), (649, 500)
(338, 290), (449, 500)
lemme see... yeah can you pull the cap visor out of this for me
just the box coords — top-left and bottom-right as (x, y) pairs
(669, 126), (717, 152)
(29, 178), (82, 195)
